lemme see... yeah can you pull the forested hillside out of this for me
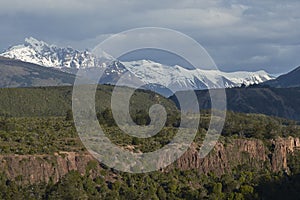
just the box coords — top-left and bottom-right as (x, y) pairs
(171, 86), (300, 121)
(0, 111), (299, 199)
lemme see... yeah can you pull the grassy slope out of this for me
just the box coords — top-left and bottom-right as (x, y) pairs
(0, 57), (75, 88)
(0, 85), (178, 117)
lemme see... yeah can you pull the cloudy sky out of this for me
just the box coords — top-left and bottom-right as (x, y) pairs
(0, 0), (300, 74)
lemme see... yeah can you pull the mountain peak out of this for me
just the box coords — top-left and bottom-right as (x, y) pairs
(24, 37), (51, 50)
(97, 50), (115, 61)
(1, 37), (96, 69)
(255, 69), (267, 74)
(25, 37), (45, 45)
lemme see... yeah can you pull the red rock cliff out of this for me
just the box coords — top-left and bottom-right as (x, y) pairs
(0, 137), (299, 184)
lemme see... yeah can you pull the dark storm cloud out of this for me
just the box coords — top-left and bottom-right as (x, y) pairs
(0, 0), (300, 74)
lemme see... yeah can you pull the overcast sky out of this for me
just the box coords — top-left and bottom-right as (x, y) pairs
(0, 0), (300, 74)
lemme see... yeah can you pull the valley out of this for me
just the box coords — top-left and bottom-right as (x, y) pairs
(0, 106), (300, 199)
(0, 38), (300, 199)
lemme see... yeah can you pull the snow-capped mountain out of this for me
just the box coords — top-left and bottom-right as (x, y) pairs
(1, 37), (274, 96)
(121, 60), (272, 89)
(97, 60), (273, 96)
(1, 37), (96, 69)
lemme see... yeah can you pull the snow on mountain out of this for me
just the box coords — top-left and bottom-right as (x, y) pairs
(0, 37), (274, 95)
(1, 37), (96, 69)
(121, 60), (273, 90)
(95, 59), (274, 96)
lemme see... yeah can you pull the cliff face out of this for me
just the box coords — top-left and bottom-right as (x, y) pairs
(270, 137), (300, 172)
(0, 137), (299, 184)
(0, 152), (99, 184)
(175, 137), (300, 175)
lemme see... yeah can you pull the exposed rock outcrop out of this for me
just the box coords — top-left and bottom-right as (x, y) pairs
(270, 137), (300, 172)
(174, 137), (300, 176)
(0, 137), (299, 184)
(0, 152), (98, 184)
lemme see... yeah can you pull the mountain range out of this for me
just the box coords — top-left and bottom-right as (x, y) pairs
(0, 37), (274, 96)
